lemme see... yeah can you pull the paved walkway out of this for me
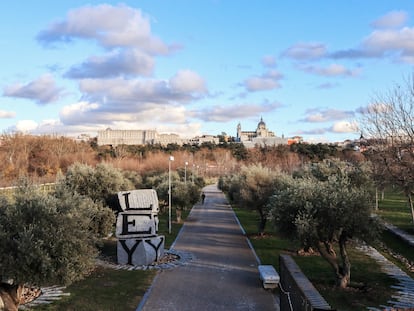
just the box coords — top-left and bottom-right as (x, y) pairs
(138, 184), (279, 311)
(383, 222), (414, 247)
(359, 244), (414, 310)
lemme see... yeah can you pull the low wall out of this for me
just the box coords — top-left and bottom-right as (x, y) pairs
(279, 254), (334, 311)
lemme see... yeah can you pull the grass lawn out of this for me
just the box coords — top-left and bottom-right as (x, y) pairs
(232, 206), (399, 311)
(373, 188), (414, 278)
(32, 268), (156, 311)
(376, 189), (414, 235)
(26, 207), (190, 310)
(295, 246), (396, 310)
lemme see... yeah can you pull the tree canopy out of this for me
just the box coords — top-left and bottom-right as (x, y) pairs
(269, 159), (378, 288)
(0, 180), (115, 288)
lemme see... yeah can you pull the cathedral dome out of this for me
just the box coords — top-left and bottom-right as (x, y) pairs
(257, 117), (266, 129)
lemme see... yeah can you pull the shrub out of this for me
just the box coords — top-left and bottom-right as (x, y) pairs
(0, 179), (115, 309)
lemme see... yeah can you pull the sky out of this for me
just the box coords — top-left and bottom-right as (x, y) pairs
(1, 1), (414, 143)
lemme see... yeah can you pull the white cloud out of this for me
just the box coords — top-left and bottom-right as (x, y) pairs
(363, 27), (414, 56)
(29, 119), (104, 136)
(261, 55), (277, 67)
(331, 120), (358, 133)
(282, 42), (327, 60)
(0, 110), (16, 118)
(195, 101), (282, 122)
(331, 23), (414, 63)
(60, 101), (100, 125)
(3, 74), (64, 105)
(302, 108), (355, 122)
(58, 99), (192, 133)
(65, 48), (155, 78)
(37, 4), (172, 55)
(306, 113), (325, 123)
(300, 63), (360, 77)
(243, 69), (283, 92)
(15, 120), (38, 132)
(358, 102), (392, 115)
(169, 70), (207, 94)
(160, 123), (202, 138)
(79, 73), (207, 106)
(371, 10), (408, 29)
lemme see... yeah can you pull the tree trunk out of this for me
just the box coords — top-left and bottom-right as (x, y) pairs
(176, 209), (182, 223)
(258, 218), (266, 235)
(317, 241), (340, 281)
(407, 192), (414, 225)
(338, 234), (351, 288)
(258, 210), (266, 236)
(0, 283), (23, 311)
(317, 240), (350, 288)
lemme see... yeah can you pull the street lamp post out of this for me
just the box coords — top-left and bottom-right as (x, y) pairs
(168, 155), (174, 234)
(184, 161), (188, 185)
(192, 164), (195, 183)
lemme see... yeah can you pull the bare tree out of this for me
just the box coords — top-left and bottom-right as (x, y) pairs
(360, 75), (414, 223)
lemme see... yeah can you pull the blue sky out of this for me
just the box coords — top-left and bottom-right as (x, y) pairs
(1, 1), (413, 142)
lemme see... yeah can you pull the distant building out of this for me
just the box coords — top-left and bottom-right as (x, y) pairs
(188, 135), (220, 145)
(236, 118), (293, 148)
(74, 133), (92, 142)
(288, 136), (303, 145)
(97, 128), (220, 147)
(97, 129), (158, 146)
(155, 133), (183, 146)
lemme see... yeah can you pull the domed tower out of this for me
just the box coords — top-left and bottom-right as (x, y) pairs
(257, 117), (266, 129)
(237, 122), (242, 142)
(256, 117), (268, 137)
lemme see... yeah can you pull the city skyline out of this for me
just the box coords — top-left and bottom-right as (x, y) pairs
(1, 1), (414, 143)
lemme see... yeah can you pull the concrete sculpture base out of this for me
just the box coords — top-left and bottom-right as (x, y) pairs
(117, 235), (165, 266)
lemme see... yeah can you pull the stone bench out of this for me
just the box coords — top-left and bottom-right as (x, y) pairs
(258, 265), (280, 289)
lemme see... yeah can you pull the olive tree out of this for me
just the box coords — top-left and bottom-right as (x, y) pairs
(360, 76), (414, 223)
(153, 171), (202, 221)
(269, 160), (378, 288)
(0, 180), (115, 310)
(218, 173), (244, 205)
(239, 164), (287, 235)
(171, 181), (201, 222)
(62, 162), (135, 211)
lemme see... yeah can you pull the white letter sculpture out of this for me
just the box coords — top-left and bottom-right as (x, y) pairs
(116, 189), (165, 266)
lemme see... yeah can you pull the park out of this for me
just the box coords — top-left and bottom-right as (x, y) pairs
(0, 78), (413, 310)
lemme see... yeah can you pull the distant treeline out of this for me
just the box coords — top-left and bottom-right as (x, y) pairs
(0, 133), (363, 187)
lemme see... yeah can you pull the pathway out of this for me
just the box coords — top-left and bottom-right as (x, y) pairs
(137, 184), (279, 311)
(359, 244), (414, 310)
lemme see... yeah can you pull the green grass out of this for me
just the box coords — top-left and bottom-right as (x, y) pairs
(232, 206), (399, 311)
(376, 189), (414, 235)
(158, 207), (191, 249)
(26, 206), (189, 310)
(23, 194), (413, 310)
(295, 246), (396, 311)
(372, 188), (414, 279)
(32, 268), (156, 311)
(232, 207), (298, 269)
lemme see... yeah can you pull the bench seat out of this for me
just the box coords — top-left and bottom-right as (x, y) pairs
(258, 265), (280, 289)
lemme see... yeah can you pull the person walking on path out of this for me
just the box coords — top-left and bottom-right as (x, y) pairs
(138, 184), (279, 311)
(201, 191), (206, 204)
